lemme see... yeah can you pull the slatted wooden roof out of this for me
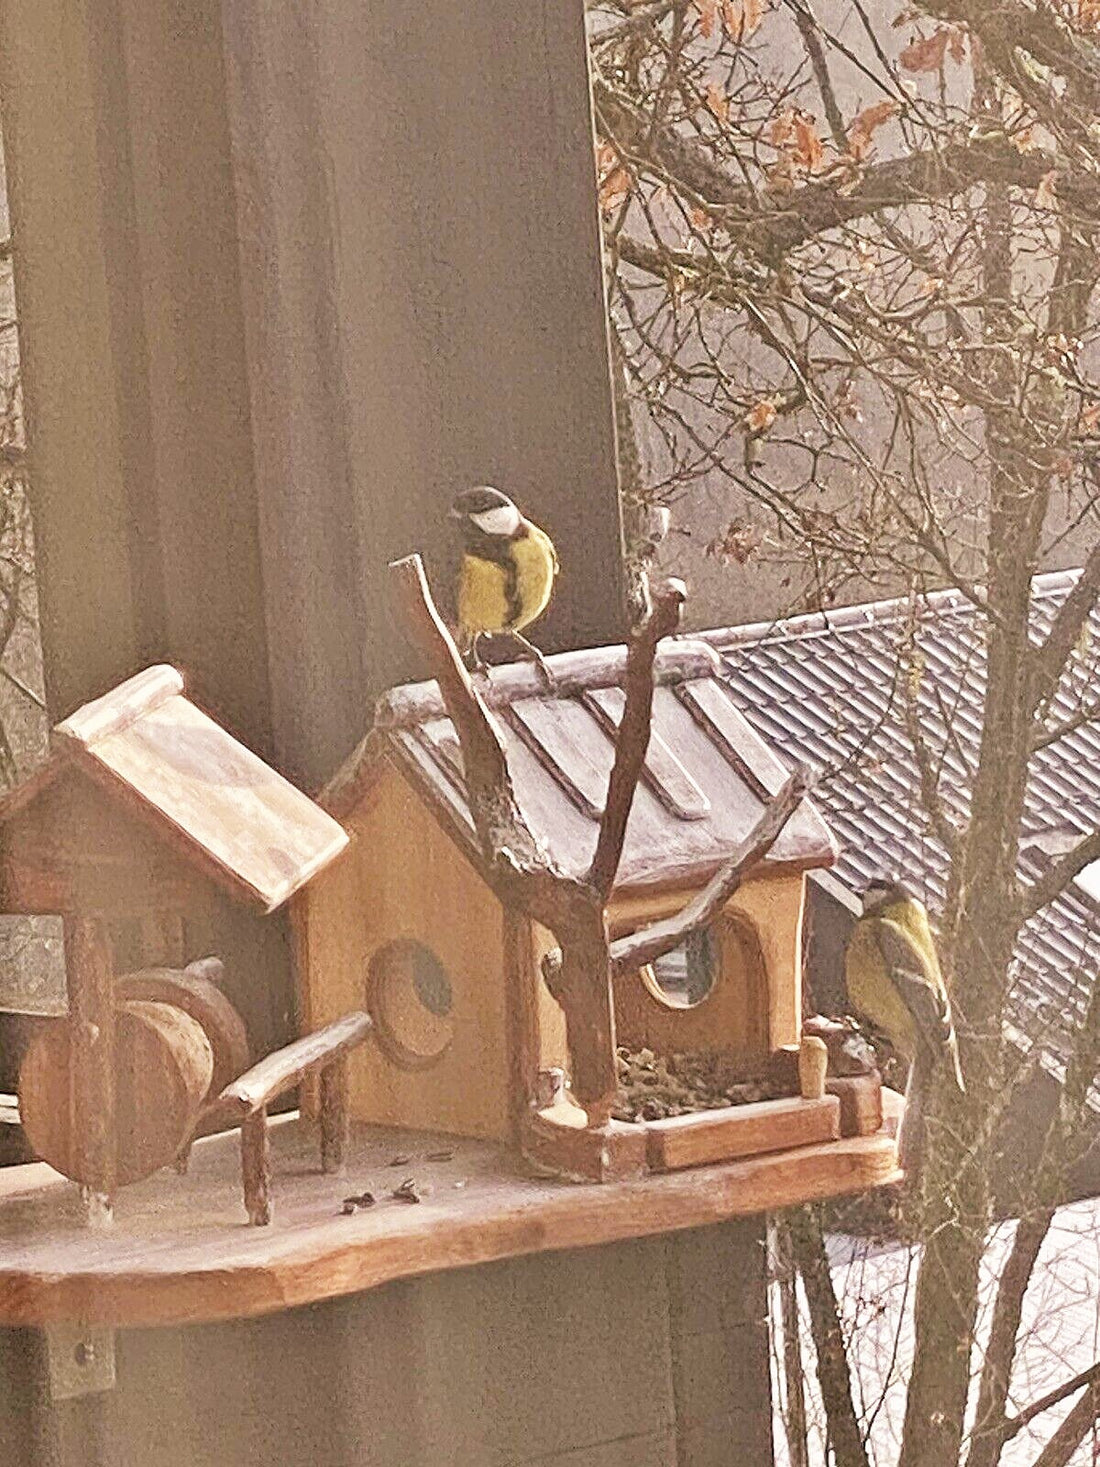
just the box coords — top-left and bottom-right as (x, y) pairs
(325, 642), (836, 895)
(0, 665), (349, 914)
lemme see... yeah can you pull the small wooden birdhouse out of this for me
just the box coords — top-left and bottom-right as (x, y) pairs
(0, 664), (350, 1219)
(296, 640), (841, 1176)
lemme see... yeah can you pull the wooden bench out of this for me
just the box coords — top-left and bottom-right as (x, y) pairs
(212, 1012), (374, 1225)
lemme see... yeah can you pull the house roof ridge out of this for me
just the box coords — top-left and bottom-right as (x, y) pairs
(700, 568), (1084, 651)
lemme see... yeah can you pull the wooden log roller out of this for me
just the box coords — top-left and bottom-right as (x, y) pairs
(20, 998), (215, 1187)
(18, 953), (374, 1226)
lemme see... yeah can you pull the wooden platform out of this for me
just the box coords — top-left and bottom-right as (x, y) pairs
(0, 1109), (902, 1330)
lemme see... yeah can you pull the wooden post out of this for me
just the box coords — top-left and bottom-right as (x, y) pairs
(240, 1109), (271, 1226)
(798, 1035), (829, 1101)
(63, 916), (116, 1227)
(319, 1057), (348, 1176)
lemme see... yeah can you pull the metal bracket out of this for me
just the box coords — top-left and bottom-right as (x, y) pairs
(45, 1323), (116, 1400)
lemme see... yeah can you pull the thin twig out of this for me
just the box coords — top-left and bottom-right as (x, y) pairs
(609, 765), (810, 975)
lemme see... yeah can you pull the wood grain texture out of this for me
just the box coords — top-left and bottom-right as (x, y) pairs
(0, 1113), (900, 1329)
(300, 766), (514, 1140)
(20, 999), (214, 1187)
(63, 916), (117, 1214)
(241, 1109), (271, 1226)
(827, 1074), (884, 1138)
(521, 1110), (649, 1182)
(216, 1012), (372, 1119)
(612, 912), (769, 1061)
(56, 678), (350, 913)
(609, 874), (807, 1058)
(319, 1056), (349, 1175)
(373, 645), (720, 729)
(645, 1096), (840, 1173)
(116, 967), (249, 1100)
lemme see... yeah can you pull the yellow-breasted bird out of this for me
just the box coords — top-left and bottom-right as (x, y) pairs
(449, 486), (559, 674)
(845, 877), (964, 1177)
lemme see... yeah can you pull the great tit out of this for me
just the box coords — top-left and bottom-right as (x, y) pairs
(449, 487), (559, 673)
(845, 877), (965, 1178)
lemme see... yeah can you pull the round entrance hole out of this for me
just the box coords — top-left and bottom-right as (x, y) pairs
(641, 925), (720, 1010)
(366, 939), (454, 1068)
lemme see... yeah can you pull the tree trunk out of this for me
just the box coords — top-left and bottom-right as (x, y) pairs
(899, 164), (1043, 1467)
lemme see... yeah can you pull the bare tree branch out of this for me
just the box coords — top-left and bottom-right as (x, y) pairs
(1021, 829), (1100, 922)
(788, 1205), (871, 1467)
(609, 765), (810, 975)
(1025, 1375), (1100, 1467)
(589, 578), (684, 898)
(1028, 535), (1100, 721)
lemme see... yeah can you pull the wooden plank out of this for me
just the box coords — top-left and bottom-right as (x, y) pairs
(504, 698), (611, 820)
(521, 1110), (649, 1182)
(301, 766), (514, 1141)
(374, 649), (721, 731)
(54, 665), (184, 747)
(645, 1096), (840, 1173)
(584, 686), (710, 821)
(0, 1112), (900, 1329)
(827, 1074), (884, 1138)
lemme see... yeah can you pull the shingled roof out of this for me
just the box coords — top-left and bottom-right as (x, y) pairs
(705, 570), (1100, 1088)
(324, 642), (836, 895)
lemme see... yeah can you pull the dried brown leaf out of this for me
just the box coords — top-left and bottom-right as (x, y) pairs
(1035, 168), (1058, 210)
(694, 0), (718, 37)
(706, 82), (730, 122)
(847, 100), (901, 160)
(745, 398), (778, 432)
(792, 114), (824, 169)
(722, 0), (766, 41)
(899, 28), (952, 73)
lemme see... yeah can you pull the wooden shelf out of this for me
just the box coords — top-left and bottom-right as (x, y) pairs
(0, 1107), (902, 1330)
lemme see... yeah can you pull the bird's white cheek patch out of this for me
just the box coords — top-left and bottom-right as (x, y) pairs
(471, 505), (521, 536)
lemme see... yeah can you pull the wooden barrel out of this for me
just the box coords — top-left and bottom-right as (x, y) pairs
(19, 999), (215, 1186)
(116, 968), (249, 1100)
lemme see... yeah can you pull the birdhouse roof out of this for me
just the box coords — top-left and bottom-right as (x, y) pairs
(0, 665), (348, 913)
(324, 641), (837, 895)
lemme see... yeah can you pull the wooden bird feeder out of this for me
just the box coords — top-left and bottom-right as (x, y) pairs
(296, 557), (887, 1183)
(0, 664), (355, 1226)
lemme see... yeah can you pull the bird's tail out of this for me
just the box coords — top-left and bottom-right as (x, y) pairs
(897, 1049), (932, 1182)
(891, 966), (966, 1093)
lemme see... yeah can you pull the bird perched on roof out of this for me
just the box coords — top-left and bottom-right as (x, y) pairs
(845, 877), (965, 1179)
(449, 486), (559, 680)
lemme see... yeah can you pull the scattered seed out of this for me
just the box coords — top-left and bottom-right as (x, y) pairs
(388, 1153), (412, 1167)
(424, 1149), (454, 1162)
(392, 1178), (422, 1204)
(340, 1191), (376, 1214)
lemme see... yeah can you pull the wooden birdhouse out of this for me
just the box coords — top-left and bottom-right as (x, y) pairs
(0, 664), (353, 1222)
(296, 620), (855, 1181)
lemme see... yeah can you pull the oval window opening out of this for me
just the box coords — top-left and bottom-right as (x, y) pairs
(367, 939), (454, 1068)
(641, 925), (720, 1010)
